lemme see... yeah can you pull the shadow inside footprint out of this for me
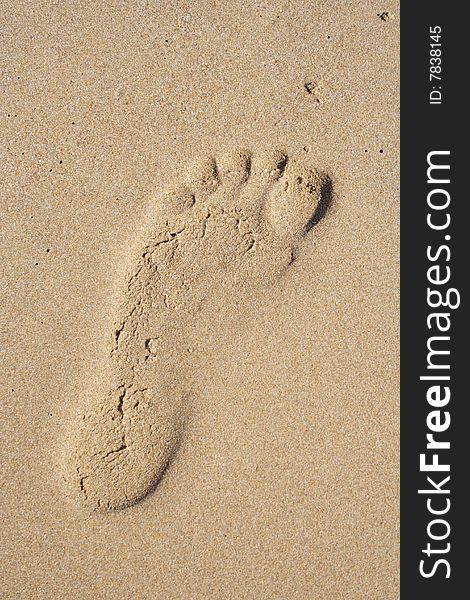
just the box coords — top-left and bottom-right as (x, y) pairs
(305, 174), (334, 233)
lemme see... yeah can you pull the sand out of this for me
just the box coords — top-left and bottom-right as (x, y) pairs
(1, 1), (399, 598)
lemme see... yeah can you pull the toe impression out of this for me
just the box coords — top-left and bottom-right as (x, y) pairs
(267, 160), (326, 240)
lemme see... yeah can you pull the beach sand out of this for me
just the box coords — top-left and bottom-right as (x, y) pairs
(1, 1), (399, 598)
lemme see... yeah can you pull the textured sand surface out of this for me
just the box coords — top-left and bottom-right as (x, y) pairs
(1, 1), (399, 598)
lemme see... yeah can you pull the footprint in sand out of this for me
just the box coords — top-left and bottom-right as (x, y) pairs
(65, 148), (332, 510)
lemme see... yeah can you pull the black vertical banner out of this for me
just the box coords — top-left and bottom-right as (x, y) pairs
(401, 3), (466, 599)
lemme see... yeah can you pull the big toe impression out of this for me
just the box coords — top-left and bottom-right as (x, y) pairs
(267, 160), (326, 240)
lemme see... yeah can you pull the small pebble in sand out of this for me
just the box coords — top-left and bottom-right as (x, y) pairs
(304, 81), (321, 103)
(379, 11), (393, 22)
